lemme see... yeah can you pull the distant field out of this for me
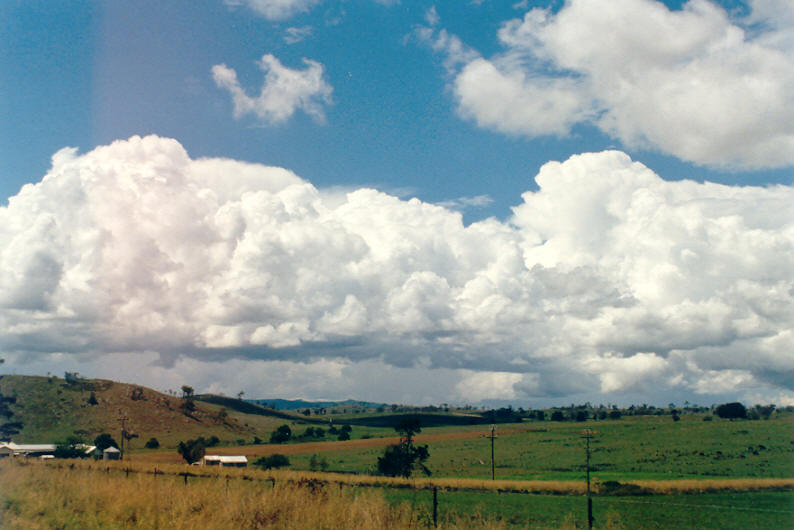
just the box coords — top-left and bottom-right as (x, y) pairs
(275, 413), (794, 481)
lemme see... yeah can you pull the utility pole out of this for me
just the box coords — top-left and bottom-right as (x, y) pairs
(582, 429), (596, 529)
(487, 424), (497, 480)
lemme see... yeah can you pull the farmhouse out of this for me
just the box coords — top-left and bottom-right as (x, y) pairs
(203, 455), (248, 467)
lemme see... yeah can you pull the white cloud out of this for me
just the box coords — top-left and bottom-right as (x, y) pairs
(228, 0), (397, 20)
(424, 0), (794, 169)
(227, 0), (321, 20)
(212, 54), (332, 124)
(284, 26), (313, 44)
(1, 136), (792, 403)
(436, 194), (493, 211)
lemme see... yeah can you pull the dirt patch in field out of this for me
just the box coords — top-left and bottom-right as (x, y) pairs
(136, 427), (532, 464)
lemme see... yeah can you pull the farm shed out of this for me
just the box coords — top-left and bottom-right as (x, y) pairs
(203, 455), (247, 467)
(103, 446), (121, 460)
(0, 442), (56, 457)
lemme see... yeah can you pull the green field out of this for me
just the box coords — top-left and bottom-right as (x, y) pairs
(285, 413), (794, 481)
(384, 489), (794, 529)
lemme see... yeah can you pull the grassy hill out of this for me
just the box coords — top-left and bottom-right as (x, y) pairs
(0, 374), (296, 448)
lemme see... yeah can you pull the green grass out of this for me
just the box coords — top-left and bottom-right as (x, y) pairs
(384, 489), (794, 529)
(284, 413), (794, 481)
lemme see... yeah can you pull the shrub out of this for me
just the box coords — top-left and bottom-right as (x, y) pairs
(54, 436), (86, 459)
(144, 437), (159, 449)
(270, 425), (292, 444)
(254, 454), (290, 470)
(550, 411), (565, 422)
(715, 402), (747, 419)
(94, 433), (118, 451)
(177, 438), (206, 464)
(309, 453), (329, 471)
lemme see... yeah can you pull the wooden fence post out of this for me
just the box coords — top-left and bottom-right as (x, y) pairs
(433, 487), (438, 528)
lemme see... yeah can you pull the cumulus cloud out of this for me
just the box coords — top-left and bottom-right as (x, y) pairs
(1, 136), (792, 403)
(212, 54), (332, 124)
(421, 0), (794, 169)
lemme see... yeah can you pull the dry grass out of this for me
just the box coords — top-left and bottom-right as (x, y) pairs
(16, 459), (792, 496)
(630, 478), (794, 494)
(0, 460), (506, 529)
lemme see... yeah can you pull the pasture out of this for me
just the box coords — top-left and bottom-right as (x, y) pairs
(161, 413), (794, 482)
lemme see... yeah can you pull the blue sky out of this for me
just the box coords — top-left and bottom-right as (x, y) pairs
(1, 0), (793, 406)
(3, 0), (790, 219)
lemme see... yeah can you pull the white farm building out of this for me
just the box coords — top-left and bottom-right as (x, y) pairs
(203, 455), (248, 467)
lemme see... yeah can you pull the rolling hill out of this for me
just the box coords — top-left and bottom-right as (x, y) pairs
(0, 374), (300, 448)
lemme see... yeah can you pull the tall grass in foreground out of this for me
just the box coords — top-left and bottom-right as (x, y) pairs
(0, 461), (511, 529)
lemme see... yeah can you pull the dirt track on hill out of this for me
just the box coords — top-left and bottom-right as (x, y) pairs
(136, 427), (530, 464)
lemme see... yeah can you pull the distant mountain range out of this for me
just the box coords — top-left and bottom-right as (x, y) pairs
(247, 398), (386, 411)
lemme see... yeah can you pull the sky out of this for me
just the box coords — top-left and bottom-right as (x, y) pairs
(1, 0), (792, 408)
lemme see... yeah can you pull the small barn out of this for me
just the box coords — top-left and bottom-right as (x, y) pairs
(1, 442), (56, 457)
(103, 446), (121, 460)
(203, 455), (247, 467)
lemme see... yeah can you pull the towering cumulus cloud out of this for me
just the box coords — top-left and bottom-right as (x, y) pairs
(1, 136), (792, 400)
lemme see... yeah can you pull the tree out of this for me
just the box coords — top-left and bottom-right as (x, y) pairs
(94, 433), (118, 451)
(550, 411), (565, 421)
(715, 402), (747, 419)
(309, 453), (328, 471)
(177, 438), (206, 464)
(376, 417), (430, 478)
(754, 404), (775, 420)
(64, 372), (82, 386)
(269, 424), (292, 444)
(181, 385), (194, 399)
(54, 436), (86, 459)
(144, 437), (160, 449)
(0, 391), (22, 441)
(254, 454), (290, 470)
(337, 424), (352, 441)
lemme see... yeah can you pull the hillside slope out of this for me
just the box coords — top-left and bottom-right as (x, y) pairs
(0, 375), (263, 447)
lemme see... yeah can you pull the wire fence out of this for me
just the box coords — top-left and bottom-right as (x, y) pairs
(5, 459), (793, 528)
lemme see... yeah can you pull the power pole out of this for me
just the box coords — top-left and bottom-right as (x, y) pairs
(487, 424), (497, 480)
(582, 429), (596, 529)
